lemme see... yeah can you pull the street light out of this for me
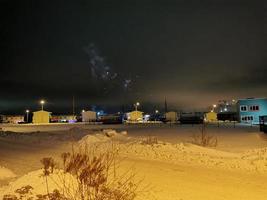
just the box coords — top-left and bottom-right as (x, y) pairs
(134, 102), (140, 111)
(155, 110), (159, 114)
(26, 110), (29, 123)
(82, 109), (85, 113)
(40, 100), (45, 111)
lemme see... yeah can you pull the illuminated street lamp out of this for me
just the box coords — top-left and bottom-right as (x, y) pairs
(134, 102), (140, 111)
(40, 100), (45, 111)
(82, 109), (85, 113)
(211, 104), (217, 112)
(26, 109), (30, 123)
(155, 110), (159, 114)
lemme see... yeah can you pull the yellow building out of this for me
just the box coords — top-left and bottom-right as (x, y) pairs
(205, 111), (217, 122)
(32, 110), (51, 124)
(165, 111), (177, 122)
(127, 111), (143, 122)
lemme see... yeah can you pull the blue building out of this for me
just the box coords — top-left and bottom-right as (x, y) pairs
(237, 98), (267, 124)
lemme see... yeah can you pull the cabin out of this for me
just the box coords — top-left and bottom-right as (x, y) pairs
(32, 110), (51, 124)
(237, 98), (267, 124)
(165, 111), (178, 122)
(126, 111), (143, 122)
(205, 111), (217, 122)
(82, 111), (97, 122)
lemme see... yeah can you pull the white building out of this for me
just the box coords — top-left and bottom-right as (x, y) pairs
(82, 111), (97, 122)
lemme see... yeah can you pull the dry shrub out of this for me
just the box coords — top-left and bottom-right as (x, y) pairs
(36, 189), (69, 200)
(61, 146), (138, 200)
(3, 146), (140, 200)
(15, 185), (33, 199)
(3, 195), (18, 200)
(38, 145), (139, 200)
(141, 136), (158, 146)
(192, 123), (218, 147)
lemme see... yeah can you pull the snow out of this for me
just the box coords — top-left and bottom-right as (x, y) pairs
(0, 166), (16, 180)
(1, 124), (267, 199)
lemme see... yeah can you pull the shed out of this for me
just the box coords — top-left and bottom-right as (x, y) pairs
(165, 111), (177, 122)
(205, 111), (217, 122)
(32, 110), (51, 124)
(127, 111), (143, 122)
(82, 111), (97, 122)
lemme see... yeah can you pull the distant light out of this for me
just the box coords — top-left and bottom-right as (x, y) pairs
(40, 100), (45, 105)
(213, 104), (217, 108)
(136, 102), (140, 106)
(26, 109), (30, 113)
(224, 108), (227, 111)
(97, 112), (100, 115)
(155, 110), (159, 113)
(82, 110), (85, 113)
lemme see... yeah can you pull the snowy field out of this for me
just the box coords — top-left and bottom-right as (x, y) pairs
(1, 123), (267, 199)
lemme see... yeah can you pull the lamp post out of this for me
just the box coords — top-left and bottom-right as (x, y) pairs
(26, 110), (29, 123)
(134, 102), (140, 111)
(212, 104), (217, 112)
(40, 100), (45, 111)
(155, 110), (159, 121)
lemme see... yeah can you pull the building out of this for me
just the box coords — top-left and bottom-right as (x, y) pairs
(179, 112), (204, 124)
(32, 110), (51, 124)
(82, 111), (97, 122)
(126, 111), (143, 122)
(2, 115), (24, 124)
(50, 115), (77, 123)
(99, 114), (122, 124)
(165, 111), (178, 122)
(205, 111), (217, 122)
(237, 98), (267, 124)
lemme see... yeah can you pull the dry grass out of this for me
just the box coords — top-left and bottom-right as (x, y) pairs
(3, 144), (140, 200)
(191, 123), (218, 147)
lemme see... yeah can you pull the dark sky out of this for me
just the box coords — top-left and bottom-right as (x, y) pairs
(0, 0), (266, 114)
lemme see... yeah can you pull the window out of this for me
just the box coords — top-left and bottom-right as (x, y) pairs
(249, 105), (259, 111)
(240, 105), (247, 112)
(241, 115), (254, 122)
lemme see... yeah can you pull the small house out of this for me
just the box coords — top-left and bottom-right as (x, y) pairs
(165, 111), (177, 122)
(126, 111), (143, 122)
(32, 110), (51, 124)
(204, 111), (217, 122)
(82, 111), (97, 122)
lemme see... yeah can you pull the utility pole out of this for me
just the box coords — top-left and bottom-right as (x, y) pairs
(72, 95), (75, 119)
(164, 97), (168, 113)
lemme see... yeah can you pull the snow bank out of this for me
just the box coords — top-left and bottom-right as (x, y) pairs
(0, 169), (77, 199)
(0, 166), (16, 180)
(78, 131), (267, 173)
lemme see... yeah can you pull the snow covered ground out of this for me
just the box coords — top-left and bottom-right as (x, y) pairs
(1, 124), (267, 199)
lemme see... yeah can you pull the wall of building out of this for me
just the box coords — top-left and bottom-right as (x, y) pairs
(238, 98), (267, 124)
(82, 111), (97, 122)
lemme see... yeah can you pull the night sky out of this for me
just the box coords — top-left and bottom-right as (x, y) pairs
(0, 0), (266, 114)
